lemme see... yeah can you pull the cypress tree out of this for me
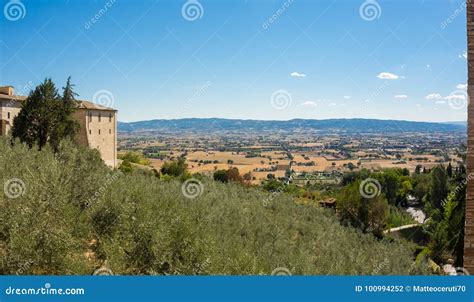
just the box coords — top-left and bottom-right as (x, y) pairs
(11, 78), (79, 151)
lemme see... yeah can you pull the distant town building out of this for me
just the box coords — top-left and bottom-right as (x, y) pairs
(0, 86), (117, 167)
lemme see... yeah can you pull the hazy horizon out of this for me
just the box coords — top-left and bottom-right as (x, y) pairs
(117, 116), (468, 124)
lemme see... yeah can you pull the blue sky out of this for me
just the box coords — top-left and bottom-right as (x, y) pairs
(0, 0), (468, 122)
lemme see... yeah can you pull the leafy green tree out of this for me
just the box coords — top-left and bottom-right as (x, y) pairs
(429, 165), (448, 211)
(160, 158), (188, 177)
(119, 160), (134, 173)
(443, 189), (465, 267)
(118, 151), (151, 166)
(263, 179), (284, 192)
(446, 162), (453, 178)
(213, 170), (228, 183)
(412, 173), (430, 202)
(380, 170), (399, 205)
(225, 167), (243, 183)
(415, 165), (422, 174)
(11, 78), (79, 151)
(347, 162), (356, 171)
(337, 181), (388, 237)
(401, 168), (409, 176)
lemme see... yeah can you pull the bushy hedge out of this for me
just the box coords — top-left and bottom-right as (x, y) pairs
(0, 138), (428, 275)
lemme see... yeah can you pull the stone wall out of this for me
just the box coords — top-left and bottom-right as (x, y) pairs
(82, 109), (117, 168)
(0, 99), (22, 134)
(465, 0), (474, 272)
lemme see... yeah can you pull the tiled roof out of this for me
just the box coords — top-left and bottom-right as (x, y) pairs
(0, 94), (27, 101)
(0, 94), (116, 111)
(76, 100), (116, 111)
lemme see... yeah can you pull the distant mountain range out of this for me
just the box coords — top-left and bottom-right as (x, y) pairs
(118, 118), (467, 134)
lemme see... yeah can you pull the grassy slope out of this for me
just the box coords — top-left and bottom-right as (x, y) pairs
(0, 138), (428, 275)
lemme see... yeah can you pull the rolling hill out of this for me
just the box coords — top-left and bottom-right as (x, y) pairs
(118, 118), (466, 134)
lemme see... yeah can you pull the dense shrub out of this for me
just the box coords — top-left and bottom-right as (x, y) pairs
(118, 151), (151, 166)
(0, 138), (428, 275)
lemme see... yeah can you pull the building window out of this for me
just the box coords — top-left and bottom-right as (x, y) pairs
(109, 113), (112, 122)
(89, 112), (92, 122)
(98, 129), (101, 135)
(89, 130), (91, 135)
(7, 112), (10, 119)
(109, 129), (111, 134)
(98, 113), (101, 122)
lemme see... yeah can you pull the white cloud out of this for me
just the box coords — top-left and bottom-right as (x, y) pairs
(426, 64), (431, 68)
(459, 50), (467, 60)
(444, 94), (466, 101)
(329, 102), (337, 106)
(300, 101), (317, 108)
(394, 94), (408, 99)
(456, 83), (468, 90)
(377, 72), (399, 80)
(291, 72), (306, 78)
(425, 93), (442, 100)
(435, 100), (446, 104)
(343, 95), (352, 99)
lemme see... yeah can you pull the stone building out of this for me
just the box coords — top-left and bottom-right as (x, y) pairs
(0, 85), (117, 167)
